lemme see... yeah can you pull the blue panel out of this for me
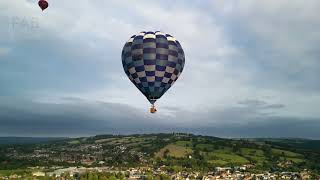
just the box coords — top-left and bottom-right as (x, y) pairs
(156, 43), (168, 49)
(167, 61), (176, 68)
(155, 76), (163, 82)
(160, 82), (167, 88)
(131, 73), (138, 79)
(143, 48), (156, 54)
(164, 72), (172, 78)
(132, 44), (143, 50)
(168, 50), (178, 57)
(126, 62), (134, 69)
(146, 71), (155, 76)
(165, 84), (171, 88)
(175, 64), (182, 71)
(156, 35), (166, 39)
(135, 65), (144, 72)
(134, 35), (143, 40)
(154, 82), (161, 87)
(142, 82), (148, 87)
(144, 60), (156, 65)
(132, 54), (143, 61)
(173, 69), (179, 75)
(123, 52), (131, 58)
(159, 87), (164, 93)
(143, 38), (156, 43)
(156, 65), (166, 71)
(125, 42), (132, 47)
(139, 77), (147, 82)
(168, 41), (176, 46)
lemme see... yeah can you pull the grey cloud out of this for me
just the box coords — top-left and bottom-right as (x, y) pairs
(238, 99), (267, 107)
(0, 47), (10, 56)
(0, 1), (319, 139)
(238, 99), (285, 110)
(0, 97), (168, 137)
(216, 1), (320, 93)
(0, 30), (116, 96)
(0, 97), (319, 139)
(185, 117), (320, 140)
(265, 104), (285, 109)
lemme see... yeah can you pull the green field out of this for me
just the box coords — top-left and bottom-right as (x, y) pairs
(240, 148), (266, 165)
(206, 151), (249, 165)
(175, 141), (192, 147)
(1, 133), (319, 175)
(156, 144), (193, 158)
(0, 169), (31, 176)
(195, 144), (215, 151)
(151, 137), (311, 169)
(94, 138), (118, 143)
(152, 136), (310, 168)
(287, 157), (305, 163)
(272, 148), (302, 157)
(68, 140), (81, 144)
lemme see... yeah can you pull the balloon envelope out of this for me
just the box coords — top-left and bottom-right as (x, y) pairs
(121, 31), (185, 104)
(38, 0), (48, 11)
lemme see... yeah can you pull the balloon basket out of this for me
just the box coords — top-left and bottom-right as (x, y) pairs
(150, 105), (157, 113)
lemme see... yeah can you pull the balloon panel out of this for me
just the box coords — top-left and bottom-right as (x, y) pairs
(122, 31), (185, 104)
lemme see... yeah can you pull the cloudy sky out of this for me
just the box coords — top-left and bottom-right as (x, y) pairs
(0, 0), (319, 138)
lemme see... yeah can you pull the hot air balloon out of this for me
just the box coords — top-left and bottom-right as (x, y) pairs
(121, 31), (185, 113)
(38, 0), (49, 11)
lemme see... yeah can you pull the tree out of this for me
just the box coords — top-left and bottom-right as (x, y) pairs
(160, 174), (170, 180)
(146, 174), (153, 180)
(86, 172), (98, 180)
(100, 176), (108, 180)
(116, 172), (124, 180)
(164, 149), (170, 158)
(109, 175), (117, 180)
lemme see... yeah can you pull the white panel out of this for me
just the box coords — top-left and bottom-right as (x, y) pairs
(137, 71), (146, 77)
(147, 76), (155, 82)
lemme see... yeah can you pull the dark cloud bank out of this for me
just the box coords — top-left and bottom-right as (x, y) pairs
(0, 97), (319, 139)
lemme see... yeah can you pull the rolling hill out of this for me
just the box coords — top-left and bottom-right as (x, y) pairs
(0, 133), (319, 174)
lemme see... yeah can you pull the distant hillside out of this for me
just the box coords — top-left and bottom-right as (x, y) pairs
(61, 133), (320, 172)
(0, 133), (319, 174)
(245, 138), (320, 151)
(0, 137), (67, 145)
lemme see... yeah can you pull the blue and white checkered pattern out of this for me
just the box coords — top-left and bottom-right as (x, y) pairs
(122, 31), (185, 104)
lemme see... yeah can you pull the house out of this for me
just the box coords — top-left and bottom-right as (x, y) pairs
(9, 174), (21, 179)
(215, 167), (232, 173)
(202, 175), (216, 180)
(32, 171), (45, 177)
(300, 170), (311, 180)
(98, 161), (105, 165)
(129, 174), (142, 179)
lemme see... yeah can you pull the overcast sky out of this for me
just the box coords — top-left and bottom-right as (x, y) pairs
(0, 0), (319, 138)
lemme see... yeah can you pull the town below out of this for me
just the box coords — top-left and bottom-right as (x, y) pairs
(0, 133), (319, 179)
